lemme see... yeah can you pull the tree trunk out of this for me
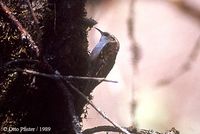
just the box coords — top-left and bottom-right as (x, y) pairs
(0, 0), (90, 133)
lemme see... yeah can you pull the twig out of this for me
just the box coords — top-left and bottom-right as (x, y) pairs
(54, 71), (82, 134)
(25, 0), (42, 43)
(0, 59), (38, 71)
(12, 67), (128, 134)
(127, 0), (139, 125)
(26, 0), (39, 25)
(65, 81), (131, 134)
(83, 126), (122, 134)
(169, 0), (200, 22)
(127, 0), (141, 72)
(157, 35), (200, 86)
(3, 59), (39, 67)
(82, 125), (137, 134)
(9, 68), (118, 83)
(127, 0), (134, 39)
(0, 1), (40, 57)
(83, 126), (179, 134)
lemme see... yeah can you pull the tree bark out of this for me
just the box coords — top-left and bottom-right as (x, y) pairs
(0, 0), (90, 133)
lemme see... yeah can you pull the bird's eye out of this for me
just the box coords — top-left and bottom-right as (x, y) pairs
(110, 36), (116, 41)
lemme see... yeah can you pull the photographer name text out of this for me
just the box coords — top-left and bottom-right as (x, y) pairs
(2, 126), (51, 133)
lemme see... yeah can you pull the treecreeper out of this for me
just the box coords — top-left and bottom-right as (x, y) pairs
(76, 28), (120, 116)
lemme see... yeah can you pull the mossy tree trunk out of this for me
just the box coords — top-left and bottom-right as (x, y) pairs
(0, 0), (91, 133)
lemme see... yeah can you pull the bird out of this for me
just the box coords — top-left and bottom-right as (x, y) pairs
(85, 28), (120, 95)
(76, 28), (120, 114)
(89, 27), (120, 77)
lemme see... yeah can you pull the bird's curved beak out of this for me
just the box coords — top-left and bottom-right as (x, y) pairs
(95, 27), (104, 35)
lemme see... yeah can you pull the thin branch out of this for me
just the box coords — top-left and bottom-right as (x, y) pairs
(66, 76), (117, 83)
(157, 35), (200, 86)
(169, 0), (200, 22)
(9, 68), (118, 83)
(3, 59), (39, 67)
(25, 0), (42, 43)
(26, 0), (39, 25)
(0, 1), (40, 57)
(65, 81), (131, 134)
(128, 0), (134, 38)
(127, 0), (141, 72)
(83, 126), (179, 134)
(9, 66), (126, 133)
(127, 0), (139, 125)
(82, 125), (137, 134)
(53, 71), (82, 134)
(83, 126), (121, 134)
(24, 68), (122, 134)
(1, 62), (81, 133)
